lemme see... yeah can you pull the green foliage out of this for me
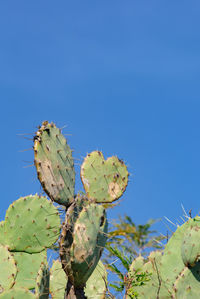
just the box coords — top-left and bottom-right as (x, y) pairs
(107, 215), (164, 257)
(105, 245), (151, 298)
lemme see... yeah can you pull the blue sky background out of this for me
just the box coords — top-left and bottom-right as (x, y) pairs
(1, 1), (200, 247)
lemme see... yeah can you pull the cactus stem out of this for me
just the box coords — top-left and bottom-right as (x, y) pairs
(65, 281), (86, 299)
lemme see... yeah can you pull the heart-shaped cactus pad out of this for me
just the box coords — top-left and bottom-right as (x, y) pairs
(80, 151), (129, 203)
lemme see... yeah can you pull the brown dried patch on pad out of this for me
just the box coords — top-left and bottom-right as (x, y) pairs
(108, 182), (120, 199)
(38, 159), (65, 198)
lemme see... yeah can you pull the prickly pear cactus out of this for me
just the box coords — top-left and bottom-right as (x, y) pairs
(81, 151), (129, 203)
(127, 217), (200, 298)
(50, 259), (107, 299)
(59, 195), (108, 288)
(0, 245), (17, 294)
(4, 195), (60, 253)
(34, 121), (75, 207)
(50, 259), (68, 299)
(173, 262), (200, 298)
(0, 287), (35, 299)
(0, 120), (132, 299)
(35, 262), (50, 299)
(0, 192), (61, 297)
(84, 260), (107, 299)
(181, 216), (200, 267)
(13, 251), (47, 289)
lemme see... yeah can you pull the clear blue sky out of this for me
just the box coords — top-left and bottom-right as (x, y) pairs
(1, 1), (200, 238)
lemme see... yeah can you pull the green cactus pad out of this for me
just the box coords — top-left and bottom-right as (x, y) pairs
(160, 220), (191, 291)
(127, 251), (170, 299)
(60, 200), (108, 287)
(14, 251), (47, 289)
(4, 195), (60, 253)
(0, 287), (35, 299)
(50, 259), (67, 299)
(181, 216), (200, 267)
(80, 151), (129, 203)
(34, 121), (75, 206)
(84, 260), (107, 299)
(0, 245), (17, 293)
(173, 262), (200, 299)
(35, 262), (50, 299)
(129, 255), (145, 273)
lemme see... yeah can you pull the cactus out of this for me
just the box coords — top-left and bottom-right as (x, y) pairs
(50, 259), (67, 299)
(4, 195), (60, 253)
(59, 195), (108, 290)
(4, 119), (200, 297)
(14, 251), (47, 289)
(0, 120), (130, 298)
(126, 216), (200, 298)
(181, 217), (200, 267)
(0, 195), (60, 297)
(50, 259), (107, 299)
(34, 121), (75, 207)
(0, 287), (35, 298)
(81, 151), (129, 203)
(35, 262), (50, 299)
(0, 245), (17, 293)
(173, 262), (200, 298)
(84, 260), (107, 299)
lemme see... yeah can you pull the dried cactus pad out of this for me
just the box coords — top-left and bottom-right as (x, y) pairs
(81, 151), (129, 203)
(4, 195), (60, 253)
(34, 121), (75, 206)
(0, 245), (17, 294)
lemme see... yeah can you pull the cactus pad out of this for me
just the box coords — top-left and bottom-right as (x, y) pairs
(60, 199), (108, 287)
(0, 245), (17, 294)
(84, 260), (107, 299)
(50, 259), (67, 299)
(35, 262), (50, 299)
(13, 251), (47, 289)
(129, 255), (145, 273)
(173, 263), (200, 298)
(181, 216), (200, 267)
(0, 287), (35, 298)
(81, 151), (129, 203)
(34, 121), (75, 206)
(160, 220), (190, 289)
(4, 195), (60, 253)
